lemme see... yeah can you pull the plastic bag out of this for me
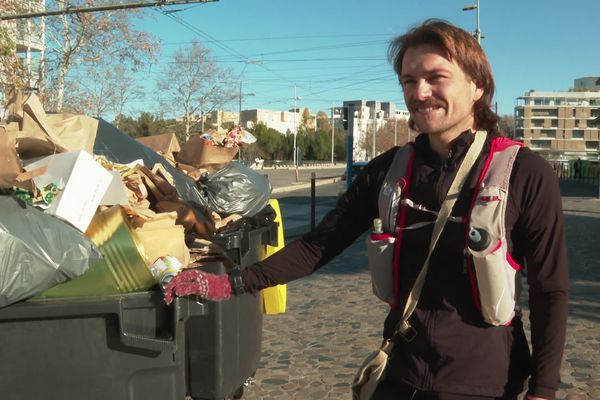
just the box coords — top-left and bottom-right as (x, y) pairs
(199, 162), (272, 217)
(0, 196), (101, 307)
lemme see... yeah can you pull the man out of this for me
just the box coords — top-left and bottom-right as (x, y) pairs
(574, 158), (582, 179)
(166, 19), (568, 400)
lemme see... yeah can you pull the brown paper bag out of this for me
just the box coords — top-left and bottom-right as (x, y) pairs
(175, 135), (238, 170)
(16, 94), (98, 158)
(136, 223), (190, 267)
(0, 125), (22, 188)
(47, 113), (99, 154)
(137, 133), (181, 165)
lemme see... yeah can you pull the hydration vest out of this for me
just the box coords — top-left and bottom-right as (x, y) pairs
(371, 136), (524, 326)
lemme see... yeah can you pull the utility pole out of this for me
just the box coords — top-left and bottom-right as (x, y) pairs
(238, 81), (242, 126)
(394, 117), (397, 146)
(0, 0), (217, 21)
(371, 108), (375, 159)
(331, 105), (335, 164)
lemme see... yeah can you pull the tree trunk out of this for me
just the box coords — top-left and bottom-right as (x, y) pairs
(54, 62), (69, 112)
(185, 112), (191, 141)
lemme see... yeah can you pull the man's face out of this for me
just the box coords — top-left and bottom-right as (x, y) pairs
(400, 44), (483, 139)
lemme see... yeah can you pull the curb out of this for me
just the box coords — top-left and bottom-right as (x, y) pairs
(271, 177), (343, 194)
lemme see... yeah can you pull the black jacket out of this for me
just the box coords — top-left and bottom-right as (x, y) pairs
(243, 131), (568, 399)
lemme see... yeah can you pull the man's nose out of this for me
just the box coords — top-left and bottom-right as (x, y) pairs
(415, 80), (432, 100)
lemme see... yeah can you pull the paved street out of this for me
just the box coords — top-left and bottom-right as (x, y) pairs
(240, 169), (600, 400)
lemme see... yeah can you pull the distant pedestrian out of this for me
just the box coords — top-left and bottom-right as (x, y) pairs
(574, 158), (582, 179)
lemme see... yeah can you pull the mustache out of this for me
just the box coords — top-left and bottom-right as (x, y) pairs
(409, 99), (446, 111)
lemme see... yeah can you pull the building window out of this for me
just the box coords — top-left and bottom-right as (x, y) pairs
(531, 140), (551, 149)
(572, 130), (584, 139)
(585, 141), (597, 150)
(541, 130), (556, 138)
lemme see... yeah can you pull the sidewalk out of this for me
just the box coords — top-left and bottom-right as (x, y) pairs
(240, 178), (600, 400)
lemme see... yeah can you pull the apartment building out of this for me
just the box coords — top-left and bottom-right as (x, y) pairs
(0, 0), (45, 99)
(239, 108), (311, 134)
(514, 81), (600, 161)
(342, 100), (409, 161)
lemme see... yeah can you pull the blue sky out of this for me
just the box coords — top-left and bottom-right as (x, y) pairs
(134, 0), (600, 118)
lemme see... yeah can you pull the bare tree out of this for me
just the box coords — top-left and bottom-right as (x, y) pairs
(157, 40), (236, 140)
(63, 62), (144, 124)
(497, 114), (516, 138)
(43, 0), (158, 112)
(360, 118), (410, 156)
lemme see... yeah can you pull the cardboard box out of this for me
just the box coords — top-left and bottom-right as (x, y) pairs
(176, 135), (238, 169)
(24, 150), (113, 232)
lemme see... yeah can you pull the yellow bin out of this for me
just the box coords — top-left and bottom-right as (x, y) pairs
(261, 199), (287, 314)
(39, 205), (155, 298)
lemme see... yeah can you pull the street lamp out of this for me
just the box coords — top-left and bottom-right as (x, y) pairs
(462, 0), (482, 43)
(238, 81), (254, 127)
(371, 110), (383, 159)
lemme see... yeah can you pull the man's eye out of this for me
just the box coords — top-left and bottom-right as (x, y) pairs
(430, 75), (447, 82)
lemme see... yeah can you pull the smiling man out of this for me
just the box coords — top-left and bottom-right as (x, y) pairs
(367, 19), (568, 400)
(164, 19), (568, 400)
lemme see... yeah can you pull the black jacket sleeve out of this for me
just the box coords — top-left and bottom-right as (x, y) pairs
(241, 148), (398, 293)
(511, 148), (569, 399)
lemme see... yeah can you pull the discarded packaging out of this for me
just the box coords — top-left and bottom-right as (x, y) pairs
(136, 132), (181, 164)
(176, 134), (238, 171)
(0, 196), (100, 307)
(24, 150), (113, 232)
(39, 205), (155, 298)
(199, 162), (272, 217)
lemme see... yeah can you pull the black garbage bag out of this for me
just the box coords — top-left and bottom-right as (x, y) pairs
(0, 196), (101, 307)
(199, 162), (272, 217)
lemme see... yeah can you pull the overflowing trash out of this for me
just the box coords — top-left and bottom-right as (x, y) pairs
(0, 92), (275, 307)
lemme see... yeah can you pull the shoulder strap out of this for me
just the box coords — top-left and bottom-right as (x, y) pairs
(393, 130), (488, 342)
(378, 145), (414, 232)
(478, 138), (522, 191)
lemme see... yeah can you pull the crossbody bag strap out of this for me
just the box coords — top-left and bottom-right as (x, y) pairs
(393, 130), (488, 342)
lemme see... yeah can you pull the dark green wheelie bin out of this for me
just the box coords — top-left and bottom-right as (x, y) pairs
(0, 222), (277, 400)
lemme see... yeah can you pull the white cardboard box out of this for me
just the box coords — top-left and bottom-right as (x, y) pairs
(24, 150), (113, 232)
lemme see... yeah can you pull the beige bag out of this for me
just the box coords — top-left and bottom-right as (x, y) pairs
(351, 339), (394, 400)
(466, 143), (522, 325)
(352, 131), (487, 400)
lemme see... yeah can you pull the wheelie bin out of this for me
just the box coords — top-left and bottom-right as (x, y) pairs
(0, 219), (278, 400)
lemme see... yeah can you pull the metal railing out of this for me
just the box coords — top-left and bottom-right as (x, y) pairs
(551, 162), (600, 199)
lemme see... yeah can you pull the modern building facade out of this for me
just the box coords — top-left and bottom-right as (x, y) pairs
(514, 82), (600, 161)
(574, 76), (600, 91)
(239, 108), (311, 135)
(342, 100), (409, 161)
(0, 0), (45, 106)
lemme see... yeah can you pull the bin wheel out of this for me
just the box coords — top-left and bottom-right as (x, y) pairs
(230, 386), (244, 399)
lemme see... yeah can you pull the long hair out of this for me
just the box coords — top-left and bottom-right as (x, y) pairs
(388, 19), (499, 132)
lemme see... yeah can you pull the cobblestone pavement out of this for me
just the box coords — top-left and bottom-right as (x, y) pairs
(239, 177), (600, 400)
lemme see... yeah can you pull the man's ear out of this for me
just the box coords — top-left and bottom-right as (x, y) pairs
(473, 84), (484, 102)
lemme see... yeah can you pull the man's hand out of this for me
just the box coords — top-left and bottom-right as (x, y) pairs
(526, 396), (548, 400)
(164, 269), (232, 304)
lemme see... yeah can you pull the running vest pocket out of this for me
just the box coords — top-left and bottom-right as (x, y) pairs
(366, 232), (395, 304)
(467, 185), (522, 326)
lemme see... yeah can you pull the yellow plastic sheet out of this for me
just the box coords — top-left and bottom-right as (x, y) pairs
(261, 199), (287, 314)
